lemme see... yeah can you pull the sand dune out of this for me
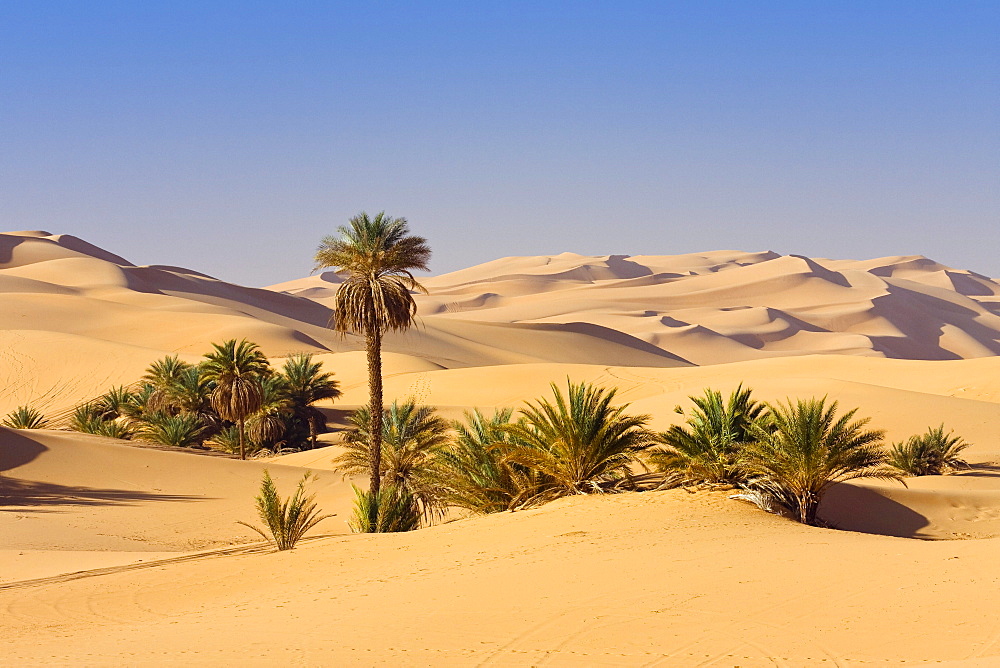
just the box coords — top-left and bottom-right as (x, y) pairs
(6, 233), (1000, 664)
(276, 249), (1000, 365)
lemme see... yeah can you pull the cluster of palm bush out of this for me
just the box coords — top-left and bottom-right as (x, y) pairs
(887, 424), (970, 475)
(69, 342), (340, 458)
(336, 380), (659, 533)
(646, 386), (978, 525)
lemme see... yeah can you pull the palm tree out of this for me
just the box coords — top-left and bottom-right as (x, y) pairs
(503, 380), (656, 499)
(739, 397), (902, 525)
(278, 353), (342, 448)
(314, 212), (431, 500)
(333, 399), (449, 515)
(649, 385), (765, 486)
(434, 408), (541, 513)
(248, 375), (293, 452)
(887, 424), (970, 476)
(200, 339), (271, 460)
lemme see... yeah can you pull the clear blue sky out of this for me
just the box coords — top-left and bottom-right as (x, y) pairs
(1, 2), (997, 285)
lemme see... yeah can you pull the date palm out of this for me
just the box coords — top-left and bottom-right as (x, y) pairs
(279, 353), (342, 448)
(334, 399), (449, 515)
(740, 397), (902, 525)
(314, 212), (431, 500)
(649, 385), (764, 486)
(503, 380), (656, 499)
(201, 339), (271, 460)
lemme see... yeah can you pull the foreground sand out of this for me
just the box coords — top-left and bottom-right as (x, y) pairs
(5, 490), (1000, 665)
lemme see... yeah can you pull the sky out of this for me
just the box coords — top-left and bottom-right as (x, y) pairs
(1, 2), (997, 286)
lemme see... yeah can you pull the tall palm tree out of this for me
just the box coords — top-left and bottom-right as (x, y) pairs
(503, 380), (656, 499)
(314, 212), (431, 499)
(649, 385), (765, 485)
(200, 339), (271, 460)
(279, 353), (342, 448)
(739, 397), (901, 525)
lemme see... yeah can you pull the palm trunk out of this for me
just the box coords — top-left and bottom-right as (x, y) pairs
(308, 415), (317, 449)
(366, 326), (384, 499)
(238, 417), (246, 460)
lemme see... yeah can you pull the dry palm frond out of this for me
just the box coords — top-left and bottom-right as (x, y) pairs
(238, 471), (332, 550)
(739, 397), (902, 525)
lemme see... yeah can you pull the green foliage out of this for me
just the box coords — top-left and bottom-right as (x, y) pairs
(502, 380), (655, 500)
(650, 385), (764, 485)
(238, 470), (332, 550)
(247, 376), (292, 448)
(278, 353), (341, 448)
(888, 424), (970, 476)
(93, 386), (137, 421)
(94, 419), (135, 440)
(433, 408), (541, 513)
(2, 405), (48, 429)
(739, 397), (901, 525)
(70, 401), (135, 440)
(349, 484), (421, 533)
(201, 339), (271, 459)
(137, 412), (206, 448)
(334, 399), (450, 514)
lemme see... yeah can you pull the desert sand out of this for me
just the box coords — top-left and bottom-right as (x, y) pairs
(4, 230), (1000, 665)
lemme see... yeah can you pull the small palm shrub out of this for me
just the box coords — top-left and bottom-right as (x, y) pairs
(211, 425), (264, 457)
(94, 419), (135, 440)
(349, 484), (421, 533)
(433, 408), (541, 513)
(334, 400), (450, 515)
(502, 380), (655, 500)
(238, 470), (331, 550)
(649, 385), (764, 486)
(70, 403), (134, 439)
(2, 405), (48, 429)
(888, 424), (970, 476)
(137, 412), (206, 448)
(739, 397), (902, 525)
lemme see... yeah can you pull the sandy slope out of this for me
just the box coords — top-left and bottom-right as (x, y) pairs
(276, 249), (1000, 365)
(5, 233), (1000, 664)
(6, 489), (1000, 665)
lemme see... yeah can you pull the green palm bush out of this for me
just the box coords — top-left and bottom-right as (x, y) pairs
(2, 405), (48, 429)
(649, 385), (764, 486)
(502, 380), (655, 500)
(201, 339), (271, 460)
(315, 212), (431, 499)
(334, 399), (450, 515)
(348, 484), (421, 533)
(137, 412), (206, 448)
(70, 403), (107, 434)
(739, 397), (902, 525)
(247, 375), (292, 449)
(888, 424), (970, 476)
(433, 408), (541, 513)
(94, 419), (135, 440)
(238, 470), (332, 550)
(279, 353), (341, 448)
(93, 386), (137, 421)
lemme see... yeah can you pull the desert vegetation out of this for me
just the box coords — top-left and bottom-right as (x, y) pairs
(2, 405), (48, 429)
(331, 381), (976, 531)
(887, 424), (971, 476)
(66, 343), (340, 458)
(238, 470), (332, 550)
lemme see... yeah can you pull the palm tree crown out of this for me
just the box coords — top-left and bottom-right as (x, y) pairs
(279, 353), (342, 448)
(200, 339), (271, 459)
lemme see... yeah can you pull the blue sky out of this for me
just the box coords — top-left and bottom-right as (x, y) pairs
(1, 2), (997, 285)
